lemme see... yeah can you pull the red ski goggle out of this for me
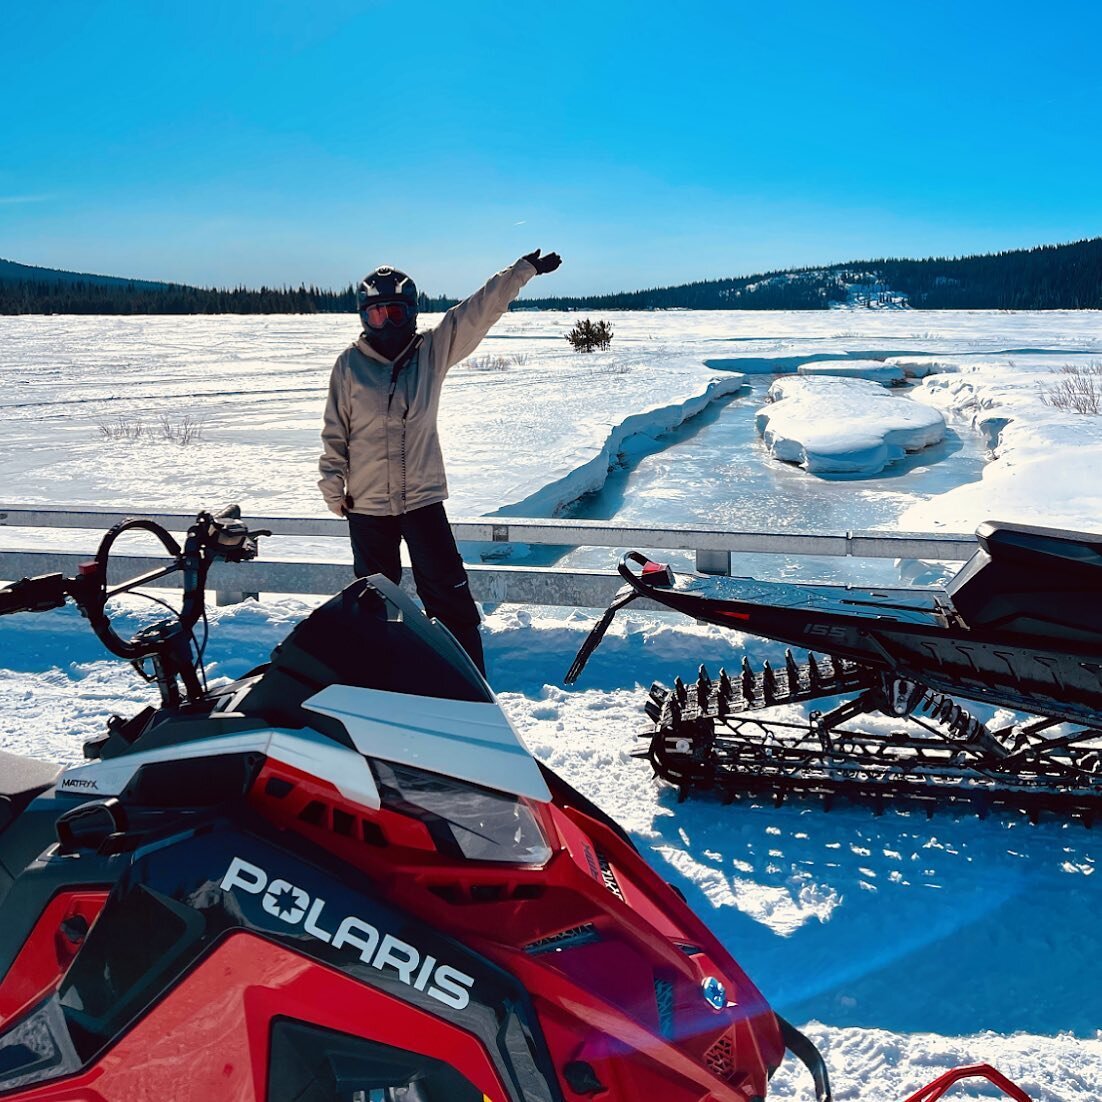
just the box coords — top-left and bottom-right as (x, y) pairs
(362, 302), (414, 329)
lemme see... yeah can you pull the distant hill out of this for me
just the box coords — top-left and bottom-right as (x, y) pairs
(519, 237), (1102, 312)
(0, 258), (170, 291)
(2, 236), (1100, 314)
(0, 258), (457, 316)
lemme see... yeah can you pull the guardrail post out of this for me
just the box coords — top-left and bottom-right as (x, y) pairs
(695, 548), (731, 576)
(216, 589), (259, 606)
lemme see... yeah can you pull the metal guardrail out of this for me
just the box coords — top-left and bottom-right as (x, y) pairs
(0, 505), (976, 607)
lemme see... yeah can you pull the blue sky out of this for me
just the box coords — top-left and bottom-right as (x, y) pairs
(2, 1), (1100, 297)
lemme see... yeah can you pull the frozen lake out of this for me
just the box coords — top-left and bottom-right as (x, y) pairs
(556, 377), (988, 584)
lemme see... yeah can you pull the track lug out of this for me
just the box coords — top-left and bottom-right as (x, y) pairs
(785, 649), (800, 691)
(718, 667), (732, 699)
(762, 660), (777, 703)
(808, 653), (821, 687)
(697, 665), (712, 709)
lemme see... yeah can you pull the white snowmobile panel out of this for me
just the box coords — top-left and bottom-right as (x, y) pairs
(54, 727), (381, 810)
(303, 685), (552, 803)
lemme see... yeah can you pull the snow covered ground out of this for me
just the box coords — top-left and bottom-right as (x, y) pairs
(2, 309), (1102, 1099)
(796, 358), (907, 385)
(901, 354), (1102, 534)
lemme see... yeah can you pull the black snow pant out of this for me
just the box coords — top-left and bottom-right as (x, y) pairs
(346, 502), (485, 676)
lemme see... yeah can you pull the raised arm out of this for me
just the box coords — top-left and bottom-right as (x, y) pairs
(317, 359), (351, 515)
(434, 249), (562, 372)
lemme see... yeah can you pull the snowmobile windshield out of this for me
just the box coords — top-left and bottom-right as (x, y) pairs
(244, 578), (493, 728)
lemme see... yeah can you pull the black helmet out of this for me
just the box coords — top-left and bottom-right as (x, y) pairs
(357, 266), (418, 314)
(357, 266), (418, 359)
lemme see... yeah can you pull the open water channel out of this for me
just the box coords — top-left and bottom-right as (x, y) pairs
(529, 373), (990, 587)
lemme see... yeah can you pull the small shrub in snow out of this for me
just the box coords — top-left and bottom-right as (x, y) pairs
(98, 418), (146, 442)
(465, 352), (528, 371)
(97, 414), (205, 445)
(1039, 362), (1102, 415)
(565, 318), (613, 353)
(159, 413), (204, 445)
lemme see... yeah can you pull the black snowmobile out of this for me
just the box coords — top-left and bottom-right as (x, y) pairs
(567, 519), (1102, 823)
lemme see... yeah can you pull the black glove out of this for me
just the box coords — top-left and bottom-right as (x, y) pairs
(522, 248), (562, 275)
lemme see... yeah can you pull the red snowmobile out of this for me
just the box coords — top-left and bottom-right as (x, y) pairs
(0, 509), (1029, 1100)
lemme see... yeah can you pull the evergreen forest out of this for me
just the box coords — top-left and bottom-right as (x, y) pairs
(2, 237), (1099, 315)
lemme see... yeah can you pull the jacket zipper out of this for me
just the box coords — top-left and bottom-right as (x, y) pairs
(385, 338), (420, 514)
(400, 413), (408, 509)
(387, 363), (400, 510)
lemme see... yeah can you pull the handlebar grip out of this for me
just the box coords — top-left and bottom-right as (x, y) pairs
(0, 574), (69, 616)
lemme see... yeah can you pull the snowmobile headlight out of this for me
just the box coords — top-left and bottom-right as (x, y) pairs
(370, 760), (552, 866)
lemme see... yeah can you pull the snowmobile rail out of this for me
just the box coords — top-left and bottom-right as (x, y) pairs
(567, 535), (1102, 826)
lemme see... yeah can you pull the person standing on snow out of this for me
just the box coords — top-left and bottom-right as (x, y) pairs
(318, 249), (562, 676)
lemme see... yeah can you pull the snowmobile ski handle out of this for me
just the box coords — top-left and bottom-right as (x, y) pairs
(564, 552), (674, 685)
(777, 1016), (833, 1101)
(617, 549), (676, 589)
(0, 572), (70, 616)
(900, 1063), (1031, 1102)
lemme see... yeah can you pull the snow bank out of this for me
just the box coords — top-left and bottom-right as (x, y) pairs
(797, 359), (907, 385)
(489, 373), (747, 517)
(756, 377), (947, 475)
(882, 355), (961, 379)
(902, 355), (1102, 532)
(706, 355), (952, 385)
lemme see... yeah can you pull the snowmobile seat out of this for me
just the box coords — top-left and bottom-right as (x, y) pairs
(0, 749), (61, 834)
(946, 520), (1102, 640)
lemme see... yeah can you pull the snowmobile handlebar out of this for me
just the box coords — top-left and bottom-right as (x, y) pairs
(0, 506), (271, 663)
(0, 572), (70, 617)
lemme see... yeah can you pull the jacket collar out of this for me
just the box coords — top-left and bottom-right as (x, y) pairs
(355, 333), (419, 365)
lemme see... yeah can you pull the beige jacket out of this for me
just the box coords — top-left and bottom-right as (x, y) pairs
(318, 258), (536, 516)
